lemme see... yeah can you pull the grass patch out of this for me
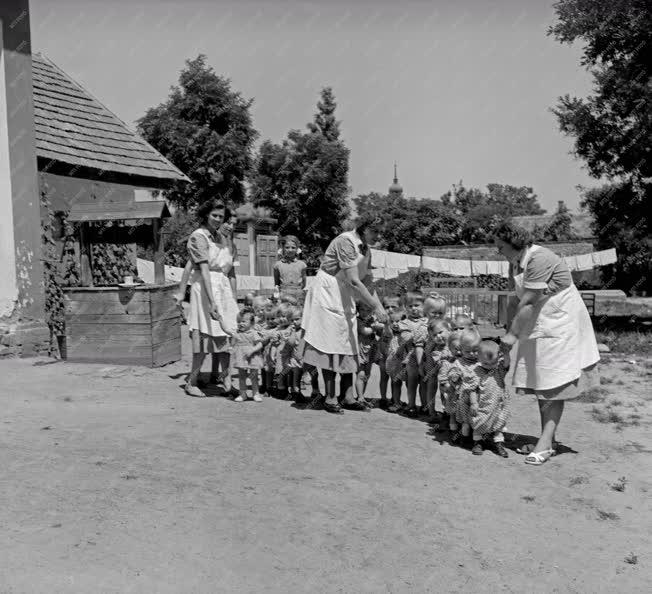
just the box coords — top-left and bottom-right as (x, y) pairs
(577, 387), (609, 403)
(595, 327), (652, 357)
(591, 406), (624, 424)
(610, 398), (624, 407)
(596, 509), (620, 521)
(600, 376), (613, 385)
(610, 477), (627, 492)
(569, 476), (589, 487)
(624, 553), (638, 565)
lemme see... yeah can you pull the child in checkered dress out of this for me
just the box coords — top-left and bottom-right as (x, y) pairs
(375, 295), (400, 410)
(449, 329), (481, 445)
(385, 309), (409, 413)
(438, 331), (462, 432)
(422, 318), (452, 422)
(468, 340), (511, 457)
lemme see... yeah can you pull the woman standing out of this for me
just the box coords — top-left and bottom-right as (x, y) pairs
(493, 221), (600, 465)
(183, 198), (239, 397)
(302, 222), (387, 413)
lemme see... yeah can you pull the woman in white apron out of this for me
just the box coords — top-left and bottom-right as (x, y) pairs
(494, 221), (600, 465)
(302, 223), (388, 413)
(183, 199), (239, 397)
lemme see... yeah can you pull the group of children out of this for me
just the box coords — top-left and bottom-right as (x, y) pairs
(356, 292), (512, 457)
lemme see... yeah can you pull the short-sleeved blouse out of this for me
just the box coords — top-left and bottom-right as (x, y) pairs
(520, 245), (572, 295)
(320, 232), (363, 275)
(188, 230), (211, 264)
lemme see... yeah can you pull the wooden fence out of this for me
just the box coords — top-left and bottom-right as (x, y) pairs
(420, 287), (512, 326)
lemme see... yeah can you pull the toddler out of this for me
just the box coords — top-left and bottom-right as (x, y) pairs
(231, 311), (264, 402)
(375, 295), (401, 409)
(385, 309), (409, 413)
(401, 292), (429, 417)
(422, 318), (452, 422)
(355, 315), (378, 408)
(468, 340), (511, 457)
(261, 307), (280, 397)
(274, 303), (294, 400)
(453, 313), (474, 331)
(450, 328), (481, 445)
(423, 296), (447, 321)
(273, 235), (307, 305)
(438, 330), (462, 432)
(279, 306), (306, 401)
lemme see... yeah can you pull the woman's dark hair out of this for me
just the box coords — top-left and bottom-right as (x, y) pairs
(196, 198), (231, 226)
(491, 220), (533, 251)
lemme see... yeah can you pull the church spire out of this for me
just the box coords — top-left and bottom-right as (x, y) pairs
(389, 162), (403, 199)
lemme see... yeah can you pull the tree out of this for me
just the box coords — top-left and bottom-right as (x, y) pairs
(582, 181), (650, 294)
(543, 200), (576, 242)
(354, 193), (462, 254)
(549, 0), (652, 181)
(250, 87), (350, 267)
(138, 55), (258, 209)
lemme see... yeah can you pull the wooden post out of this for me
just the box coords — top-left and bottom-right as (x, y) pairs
(152, 218), (165, 284)
(247, 221), (256, 276)
(79, 223), (93, 286)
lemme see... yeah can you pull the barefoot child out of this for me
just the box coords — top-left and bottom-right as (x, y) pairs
(231, 311), (264, 402)
(468, 340), (511, 457)
(375, 295), (400, 409)
(422, 319), (452, 422)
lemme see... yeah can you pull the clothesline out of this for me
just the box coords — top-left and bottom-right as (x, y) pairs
(370, 247), (617, 279)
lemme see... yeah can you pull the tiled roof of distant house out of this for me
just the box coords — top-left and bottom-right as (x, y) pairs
(511, 213), (594, 239)
(32, 53), (189, 188)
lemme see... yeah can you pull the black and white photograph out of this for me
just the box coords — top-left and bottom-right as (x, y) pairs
(0, 0), (650, 591)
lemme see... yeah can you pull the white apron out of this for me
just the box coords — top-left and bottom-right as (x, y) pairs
(512, 245), (600, 391)
(302, 231), (370, 356)
(188, 229), (239, 337)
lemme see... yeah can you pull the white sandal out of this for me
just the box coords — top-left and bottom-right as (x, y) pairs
(524, 449), (555, 465)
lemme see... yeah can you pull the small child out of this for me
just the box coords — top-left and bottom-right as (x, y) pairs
(401, 292), (429, 417)
(231, 311), (264, 402)
(261, 307), (279, 397)
(422, 318), (452, 422)
(438, 330), (462, 433)
(385, 309), (409, 413)
(468, 340), (511, 457)
(453, 313), (474, 331)
(242, 292), (255, 313)
(279, 306), (306, 401)
(273, 235), (307, 305)
(450, 328), (482, 445)
(355, 315), (378, 407)
(375, 295), (401, 409)
(252, 296), (269, 330)
(423, 296), (447, 321)
(274, 303), (294, 400)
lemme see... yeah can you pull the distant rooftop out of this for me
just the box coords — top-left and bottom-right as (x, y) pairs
(32, 53), (189, 189)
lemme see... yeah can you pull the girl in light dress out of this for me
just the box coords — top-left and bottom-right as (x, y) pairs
(468, 340), (511, 457)
(273, 235), (307, 305)
(231, 311), (264, 402)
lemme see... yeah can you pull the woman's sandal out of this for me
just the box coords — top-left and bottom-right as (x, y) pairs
(185, 383), (206, 398)
(524, 449), (555, 465)
(517, 443), (558, 456)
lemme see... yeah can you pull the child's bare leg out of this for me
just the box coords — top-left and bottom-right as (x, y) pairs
(406, 366), (419, 410)
(426, 378), (437, 417)
(355, 370), (366, 401)
(250, 369), (261, 401)
(235, 369), (248, 401)
(378, 362), (389, 400)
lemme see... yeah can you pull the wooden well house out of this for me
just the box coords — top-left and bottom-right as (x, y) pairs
(31, 52), (190, 366)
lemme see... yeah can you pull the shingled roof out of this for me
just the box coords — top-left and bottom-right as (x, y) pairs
(32, 53), (189, 189)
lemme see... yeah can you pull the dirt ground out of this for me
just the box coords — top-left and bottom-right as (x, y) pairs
(1, 338), (651, 593)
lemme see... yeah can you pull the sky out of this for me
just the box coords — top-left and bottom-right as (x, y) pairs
(29, 0), (597, 212)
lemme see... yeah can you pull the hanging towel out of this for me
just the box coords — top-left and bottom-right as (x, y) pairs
(471, 260), (488, 276)
(446, 259), (472, 277)
(592, 248), (617, 266)
(384, 251), (409, 270)
(574, 253), (594, 271)
(370, 248), (386, 268)
(406, 254), (421, 269)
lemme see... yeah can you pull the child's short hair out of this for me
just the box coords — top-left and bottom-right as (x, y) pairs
(405, 291), (424, 305)
(424, 296), (446, 312)
(454, 313), (474, 328)
(460, 328), (481, 348)
(238, 310), (255, 324)
(276, 302), (293, 320)
(479, 339), (499, 358)
(291, 306), (303, 319)
(428, 318), (452, 333)
(382, 294), (401, 307)
(252, 295), (269, 310)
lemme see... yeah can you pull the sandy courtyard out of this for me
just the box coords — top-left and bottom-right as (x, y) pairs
(1, 342), (651, 593)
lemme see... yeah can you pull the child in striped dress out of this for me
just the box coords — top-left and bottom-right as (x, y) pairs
(469, 340), (511, 457)
(449, 329), (481, 445)
(375, 295), (400, 410)
(385, 309), (409, 413)
(422, 318), (452, 422)
(438, 331), (462, 432)
(402, 292), (429, 417)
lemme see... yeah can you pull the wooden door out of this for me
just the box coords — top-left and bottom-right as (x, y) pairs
(234, 232), (250, 276)
(256, 234), (278, 277)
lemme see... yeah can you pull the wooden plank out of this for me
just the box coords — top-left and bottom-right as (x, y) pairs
(64, 290), (150, 302)
(152, 337), (181, 367)
(65, 322), (151, 337)
(66, 342), (153, 363)
(151, 319), (181, 345)
(66, 333), (155, 348)
(65, 313), (153, 324)
(66, 300), (150, 316)
(150, 296), (179, 321)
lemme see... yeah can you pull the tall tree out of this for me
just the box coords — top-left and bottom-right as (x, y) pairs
(543, 200), (576, 242)
(138, 55), (258, 209)
(250, 88), (350, 267)
(549, 0), (652, 180)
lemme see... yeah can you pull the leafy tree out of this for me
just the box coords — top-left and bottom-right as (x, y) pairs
(138, 55), (258, 209)
(582, 181), (650, 294)
(543, 200), (576, 241)
(354, 193), (462, 254)
(250, 87), (350, 267)
(549, 0), (652, 180)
